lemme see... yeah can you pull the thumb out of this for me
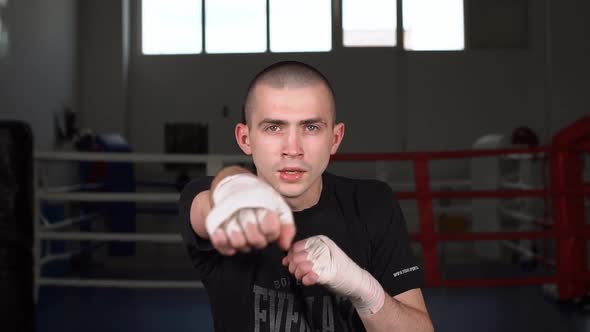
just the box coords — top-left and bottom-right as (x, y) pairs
(277, 223), (296, 251)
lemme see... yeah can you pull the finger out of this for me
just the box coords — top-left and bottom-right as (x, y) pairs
(276, 200), (294, 225)
(288, 259), (300, 274)
(243, 223), (268, 249)
(301, 272), (319, 286)
(239, 209), (267, 249)
(278, 223), (296, 251)
(258, 210), (281, 242)
(224, 217), (249, 252)
(255, 208), (268, 225)
(290, 251), (309, 265)
(218, 246), (237, 256)
(282, 252), (293, 267)
(210, 229), (228, 248)
(211, 229), (237, 256)
(290, 238), (308, 253)
(294, 261), (314, 280)
(282, 245), (297, 265)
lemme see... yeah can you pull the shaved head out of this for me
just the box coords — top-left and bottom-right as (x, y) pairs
(242, 61), (336, 125)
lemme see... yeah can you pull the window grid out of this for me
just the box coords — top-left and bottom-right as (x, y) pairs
(141, 0), (465, 55)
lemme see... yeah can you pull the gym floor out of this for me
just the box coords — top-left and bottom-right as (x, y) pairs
(37, 285), (590, 332)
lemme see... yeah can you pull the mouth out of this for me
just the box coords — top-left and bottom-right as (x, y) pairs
(278, 168), (306, 182)
(279, 167), (306, 173)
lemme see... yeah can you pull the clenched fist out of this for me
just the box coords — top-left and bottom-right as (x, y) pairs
(206, 173), (296, 255)
(282, 235), (385, 315)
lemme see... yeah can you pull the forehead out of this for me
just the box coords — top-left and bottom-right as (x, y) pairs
(249, 83), (334, 122)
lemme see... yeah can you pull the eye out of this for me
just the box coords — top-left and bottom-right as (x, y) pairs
(265, 125), (280, 132)
(305, 124), (319, 132)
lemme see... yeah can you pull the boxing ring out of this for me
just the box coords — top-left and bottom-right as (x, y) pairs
(333, 116), (590, 300)
(33, 117), (590, 302)
(33, 153), (250, 298)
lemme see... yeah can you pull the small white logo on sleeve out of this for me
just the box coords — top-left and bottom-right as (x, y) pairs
(393, 266), (420, 278)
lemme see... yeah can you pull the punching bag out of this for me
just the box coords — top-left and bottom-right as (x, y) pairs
(0, 121), (34, 331)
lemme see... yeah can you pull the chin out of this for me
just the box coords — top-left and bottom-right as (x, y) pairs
(276, 184), (305, 198)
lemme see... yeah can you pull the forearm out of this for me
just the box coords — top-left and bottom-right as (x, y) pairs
(284, 235), (432, 331)
(359, 295), (434, 332)
(210, 165), (252, 192)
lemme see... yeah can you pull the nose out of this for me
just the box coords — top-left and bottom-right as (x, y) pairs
(282, 128), (303, 158)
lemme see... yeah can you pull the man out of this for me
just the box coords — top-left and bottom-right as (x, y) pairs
(179, 61), (433, 331)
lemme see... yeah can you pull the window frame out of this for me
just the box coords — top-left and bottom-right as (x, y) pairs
(136, 0), (468, 56)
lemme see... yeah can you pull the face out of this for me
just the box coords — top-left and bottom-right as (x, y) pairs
(235, 83), (345, 210)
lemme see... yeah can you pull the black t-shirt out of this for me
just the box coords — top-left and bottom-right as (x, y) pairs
(179, 172), (423, 332)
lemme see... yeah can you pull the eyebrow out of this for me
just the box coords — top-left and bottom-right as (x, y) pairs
(300, 118), (327, 126)
(258, 118), (327, 128)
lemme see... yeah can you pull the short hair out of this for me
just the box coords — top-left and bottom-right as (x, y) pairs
(242, 61), (336, 125)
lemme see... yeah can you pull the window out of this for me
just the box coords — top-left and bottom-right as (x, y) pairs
(343, 0), (464, 50)
(142, 0), (202, 55)
(342, 0), (397, 47)
(142, 0), (331, 55)
(205, 0), (266, 54)
(269, 0), (332, 53)
(403, 0), (464, 50)
(141, 0), (465, 54)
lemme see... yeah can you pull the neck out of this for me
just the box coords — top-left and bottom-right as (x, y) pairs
(285, 176), (323, 212)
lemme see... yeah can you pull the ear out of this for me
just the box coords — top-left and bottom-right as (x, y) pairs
(235, 123), (252, 155)
(330, 122), (345, 155)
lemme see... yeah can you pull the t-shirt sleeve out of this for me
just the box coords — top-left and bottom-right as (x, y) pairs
(364, 182), (424, 297)
(178, 176), (222, 279)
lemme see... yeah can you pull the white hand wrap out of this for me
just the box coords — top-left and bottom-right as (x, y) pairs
(305, 235), (385, 315)
(205, 174), (294, 236)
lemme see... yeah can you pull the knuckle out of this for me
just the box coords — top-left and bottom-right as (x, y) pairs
(230, 235), (246, 248)
(253, 239), (267, 249)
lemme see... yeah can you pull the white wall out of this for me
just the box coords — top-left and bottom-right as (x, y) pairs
(77, 0), (588, 165)
(127, 50), (541, 157)
(0, 0), (77, 149)
(548, 0), (590, 133)
(78, 0), (129, 136)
